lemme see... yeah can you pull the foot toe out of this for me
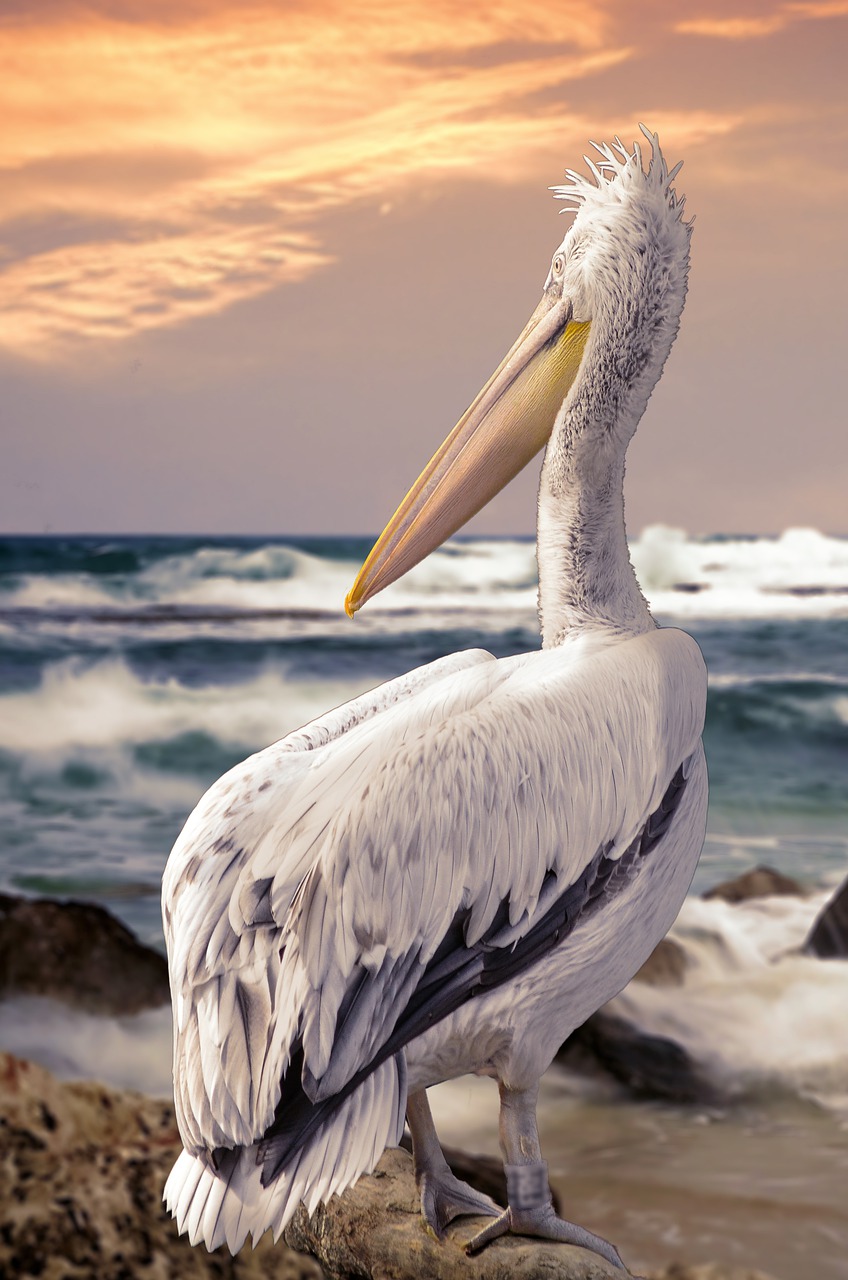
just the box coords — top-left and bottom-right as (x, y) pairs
(464, 1208), (511, 1254)
(510, 1204), (627, 1270)
(419, 1168), (502, 1238)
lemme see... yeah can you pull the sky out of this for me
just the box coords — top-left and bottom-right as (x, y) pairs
(1, 0), (846, 536)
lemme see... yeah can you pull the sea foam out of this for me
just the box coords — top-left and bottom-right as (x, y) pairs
(611, 886), (848, 1110)
(4, 888), (845, 1118)
(630, 525), (848, 620)
(2, 527), (846, 623)
(0, 657), (367, 756)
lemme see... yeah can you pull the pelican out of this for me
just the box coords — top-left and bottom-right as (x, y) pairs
(162, 128), (706, 1271)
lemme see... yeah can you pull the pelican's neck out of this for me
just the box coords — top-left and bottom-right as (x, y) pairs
(536, 424), (653, 648)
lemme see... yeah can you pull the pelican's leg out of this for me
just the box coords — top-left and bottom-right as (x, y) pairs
(465, 1081), (628, 1272)
(406, 1089), (502, 1238)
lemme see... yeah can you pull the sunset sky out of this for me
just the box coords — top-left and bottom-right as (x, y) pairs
(2, 0), (846, 535)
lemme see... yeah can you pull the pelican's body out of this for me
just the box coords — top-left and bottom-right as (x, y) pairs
(163, 131), (705, 1267)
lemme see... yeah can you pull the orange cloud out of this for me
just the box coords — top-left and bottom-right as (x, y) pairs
(0, 227), (331, 352)
(677, 0), (848, 38)
(677, 15), (786, 37)
(0, 1), (744, 359)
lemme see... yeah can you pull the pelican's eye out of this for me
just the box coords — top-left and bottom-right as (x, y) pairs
(553, 254), (565, 275)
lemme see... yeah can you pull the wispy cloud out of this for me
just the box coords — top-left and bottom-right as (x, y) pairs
(0, 1), (747, 358)
(676, 0), (848, 39)
(0, 226), (331, 352)
(0, 2), (613, 356)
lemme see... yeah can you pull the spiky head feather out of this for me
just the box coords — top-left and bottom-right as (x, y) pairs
(551, 124), (692, 234)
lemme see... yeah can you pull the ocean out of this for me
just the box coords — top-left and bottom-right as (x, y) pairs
(1, 526), (847, 1278)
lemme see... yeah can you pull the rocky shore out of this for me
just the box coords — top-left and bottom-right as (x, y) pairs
(0, 1050), (321, 1280)
(1, 1051), (779, 1280)
(3, 864), (845, 1280)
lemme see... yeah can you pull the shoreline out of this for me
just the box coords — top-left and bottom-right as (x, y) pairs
(2, 871), (847, 1278)
(1, 1049), (799, 1280)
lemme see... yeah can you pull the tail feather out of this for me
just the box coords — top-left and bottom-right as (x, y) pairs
(196, 1169), (229, 1251)
(183, 1161), (216, 1247)
(164, 1053), (406, 1253)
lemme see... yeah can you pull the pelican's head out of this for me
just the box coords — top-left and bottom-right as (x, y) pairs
(545, 128), (692, 456)
(345, 126), (691, 617)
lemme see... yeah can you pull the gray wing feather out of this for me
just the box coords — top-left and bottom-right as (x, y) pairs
(281, 629), (706, 1096)
(164, 629), (706, 1156)
(163, 648), (496, 1152)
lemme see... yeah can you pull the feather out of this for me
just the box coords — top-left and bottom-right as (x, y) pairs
(162, 133), (706, 1250)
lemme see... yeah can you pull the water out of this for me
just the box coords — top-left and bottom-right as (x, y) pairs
(1, 527), (847, 1277)
(428, 1074), (848, 1280)
(1, 526), (846, 938)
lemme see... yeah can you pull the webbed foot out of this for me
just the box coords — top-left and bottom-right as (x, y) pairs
(464, 1160), (628, 1271)
(406, 1087), (501, 1240)
(418, 1165), (502, 1239)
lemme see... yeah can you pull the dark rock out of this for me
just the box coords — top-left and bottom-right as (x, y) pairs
(0, 892), (169, 1015)
(632, 937), (688, 987)
(702, 866), (804, 904)
(804, 874), (848, 958)
(556, 1012), (719, 1105)
(0, 1052), (323, 1279)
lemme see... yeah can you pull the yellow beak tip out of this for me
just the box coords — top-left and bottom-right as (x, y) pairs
(344, 591), (358, 619)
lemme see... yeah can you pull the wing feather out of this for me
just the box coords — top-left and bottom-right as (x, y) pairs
(277, 628), (705, 1101)
(163, 648), (497, 1151)
(164, 628), (706, 1162)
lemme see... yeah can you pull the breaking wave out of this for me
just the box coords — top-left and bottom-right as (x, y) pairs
(1, 527), (846, 625)
(1, 654), (845, 764)
(611, 886), (848, 1111)
(3, 888), (845, 1120)
(0, 657), (362, 757)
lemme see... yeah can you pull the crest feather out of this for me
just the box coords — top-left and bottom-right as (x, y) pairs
(550, 125), (692, 234)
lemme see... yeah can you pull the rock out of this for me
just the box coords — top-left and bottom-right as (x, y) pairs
(0, 1050), (631, 1280)
(0, 1051), (323, 1280)
(647, 1265), (779, 1280)
(701, 866), (804, 904)
(556, 1012), (720, 1105)
(285, 1145), (624, 1279)
(632, 937), (688, 987)
(1, 1051), (775, 1280)
(804, 873), (848, 958)
(0, 891), (169, 1014)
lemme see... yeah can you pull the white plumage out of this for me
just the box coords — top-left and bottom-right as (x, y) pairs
(163, 129), (706, 1267)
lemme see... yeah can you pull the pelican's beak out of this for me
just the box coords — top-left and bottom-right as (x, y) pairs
(344, 291), (591, 616)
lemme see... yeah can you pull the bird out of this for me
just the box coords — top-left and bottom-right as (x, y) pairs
(162, 127), (707, 1272)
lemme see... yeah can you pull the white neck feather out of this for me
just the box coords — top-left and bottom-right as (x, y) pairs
(535, 302), (676, 647)
(536, 430), (652, 647)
